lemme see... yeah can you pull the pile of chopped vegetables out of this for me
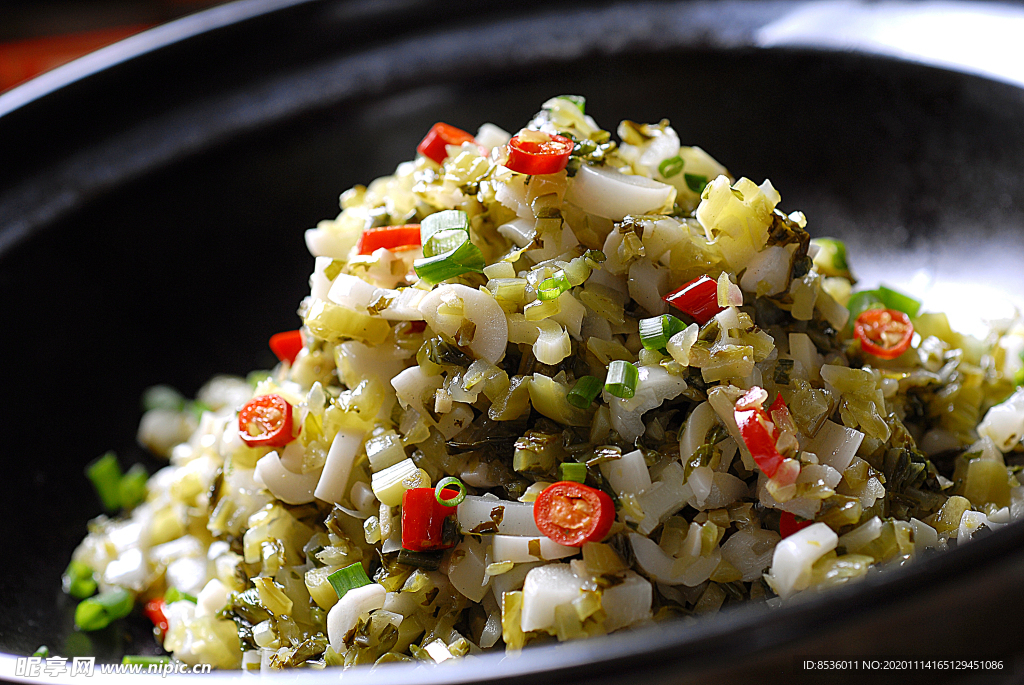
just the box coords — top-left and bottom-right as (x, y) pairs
(64, 97), (1024, 671)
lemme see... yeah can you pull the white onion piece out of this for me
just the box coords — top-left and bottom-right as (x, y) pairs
(254, 452), (321, 505)
(103, 548), (150, 591)
(910, 518), (939, 554)
(476, 122), (511, 151)
(314, 429), (366, 505)
(679, 402), (718, 462)
(564, 164), (674, 220)
(838, 516), (882, 553)
(532, 320), (572, 365)
(165, 555), (208, 597)
(328, 273), (378, 310)
(605, 365), (687, 442)
(600, 449), (652, 499)
(419, 284), (508, 363)
(688, 466), (714, 507)
(392, 366), (444, 418)
(520, 564), (584, 632)
(958, 510), (989, 543)
(310, 256), (335, 301)
(601, 571), (653, 632)
(789, 333), (822, 383)
(497, 217), (535, 248)
(628, 258), (669, 315)
(696, 472), (749, 510)
(370, 287), (428, 321)
(551, 291), (586, 339)
(458, 495), (541, 537)
(637, 462), (692, 535)
(304, 226), (351, 259)
(494, 176), (533, 219)
(490, 561), (540, 604)
(195, 579), (230, 619)
(720, 528), (781, 582)
(739, 245), (792, 296)
(977, 387), (1024, 452)
(629, 533), (691, 585)
(447, 536), (490, 603)
(764, 522), (837, 599)
(800, 421), (863, 473)
(436, 403), (474, 440)
(491, 535), (576, 563)
(326, 584), (386, 652)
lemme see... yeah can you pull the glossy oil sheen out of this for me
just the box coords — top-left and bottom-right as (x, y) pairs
(1, 1), (1023, 683)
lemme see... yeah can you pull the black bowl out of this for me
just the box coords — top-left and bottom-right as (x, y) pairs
(2, 1), (1024, 683)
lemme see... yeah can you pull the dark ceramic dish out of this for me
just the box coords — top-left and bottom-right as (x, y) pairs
(2, 1), (1024, 683)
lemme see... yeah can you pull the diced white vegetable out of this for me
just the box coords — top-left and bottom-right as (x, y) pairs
(490, 562), (540, 604)
(103, 548), (150, 591)
(313, 429), (366, 505)
(328, 273), (378, 310)
(839, 516), (882, 554)
(304, 225), (351, 259)
(447, 536), (490, 603)
(600, 449), (652, 499)
(165, 555), (208, 597)
(392, 366), (444, 419)
(601, 571), (653, 632)
(254, 452), (321, 505)
(721, 528), (781, 582)
(309, 256), (335, 301)
(977, 388), (1024, 452)
(370, 287), (428, 321)
(326, 584), (386, 652)
(491, 535), (577, 563)
(520, 564), (584, 632)
(476, 122), (511, 151)
(789, 333), (821, 382)
(909, 518), (939, 554)
(195, 578), (230, 619)
(371, 458), (428, 507)
(629, 531), (711, 586)
(688, 465), (714, 507)
(419, 284), (508, 363)
(740, 245), (792, 296)
(637, 462), (692, 535)
(458, 495), (541, 537)
(628, 258), (669, 316)
(564, 164), (674, 220)
(800, 420), (863, 472)
(423, 639), (454, 663)
(435, 403), (474, 440)
(696, 472), (749, 510)
(679, 401), (718, 463)
(958, 510), (989, 543)
(605, 365), (687, 442)
(764, 522), (837, 600)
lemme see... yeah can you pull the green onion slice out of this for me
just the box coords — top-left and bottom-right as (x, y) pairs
(877, 285), (922, 318)
(63, 560), (97, 600)
(556, 94), (586, 114)
(414, 239), (485, 284)
(639, 314), (685, 351)
(327, 562), (373, 600)
(684, 173), (709, 193)
(537, 271), (571, 301)
(559, 462), (588, 483)
(605, 360), (640, 399)
(658, 155), (684, 178)
(567, 375), (602, 408)
(420, 210), (469, 245)
(123, 656), (171, 666)
(85, 452), (123, 513)
(422, 228), (468, 259)
(118, 463), (148, 511)
(32, 646), (49, 658)
(164, 587), (197, 604)
(75, 588), (133, 632)
(434, 476), (467, 507)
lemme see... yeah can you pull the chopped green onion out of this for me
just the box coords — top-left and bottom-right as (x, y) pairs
(118, 463), (148, 510)
(85, 452), (123, 513)
(639, 314), (686, 351)
(555, 94), (586, 114)
(74, 588), (133, 631)
(414, 239), (485, 284)
(605, 360), (640, 399)
(422, 228), (468, 259)
(435, 476), (467, 507)
(63, 560), (97, 599)
(141, 384), (185, 412)
(327, 562), (373, 600)
(33, 646), (49, 658)
(567, 375), (602, 408)
(684, 173), (709, 193)
(845, 290), (884, 330)
(559, 462), (588, 483)
(877, 285), (922, 318)
(396, 548), (444, 571)
(658, 155), (684, 178)
(810, 237), (850, 276)
(420, 210), (469, 245)
(164, 587), (197, 604)
(537, 271), (571, 301)
(123, 656), (171, 666)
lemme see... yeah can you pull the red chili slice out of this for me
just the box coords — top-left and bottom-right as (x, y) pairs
(268, 330), (303, 365)
(505, 132), (574, 175)
(533, 481), (615, 547)
(779, 511), (814, 538)
(401, 487), (459, 552)
(662, 275), (725, 325)
(417, 122), (477, 165)
(238, 394), (296, 447)
(854, 308), (914, 360)
(144, 598), (168, 637)
(356, 225), (422, 255)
